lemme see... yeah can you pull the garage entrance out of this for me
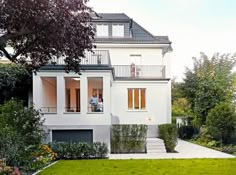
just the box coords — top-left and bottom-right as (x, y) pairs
(52, 130), (93, 143)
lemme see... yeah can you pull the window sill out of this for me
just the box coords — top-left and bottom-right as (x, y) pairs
(42, 112), (57, 114)
(63, 112), (81, 114)
(87, 112), (104, 114)
(126, 110), (148, 112)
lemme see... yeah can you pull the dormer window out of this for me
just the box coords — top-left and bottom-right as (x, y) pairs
(112, 24), (124, 37)
(96, 24), (109, 37)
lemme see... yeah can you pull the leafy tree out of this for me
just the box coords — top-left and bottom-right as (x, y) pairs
(0, 99), (44, 146)
(183, 52), (236, 125)
(206, 102), (236, 144)
(0, 0), (95, 73)
(171, 78), (185, 103)
(0, 63), (31, 104)
(171, 78), (192, 124)
(172, 98), (192, 117)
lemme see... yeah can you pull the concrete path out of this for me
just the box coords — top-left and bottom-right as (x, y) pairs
(109, 139), (235, 159)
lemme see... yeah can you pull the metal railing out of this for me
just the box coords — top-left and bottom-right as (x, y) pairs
(51, 50), (111, 65)
(41, 107), (57, 113)
(88, 106), (103, 113)
(65, 107), (80, 113)
(113, 65), (166, 79)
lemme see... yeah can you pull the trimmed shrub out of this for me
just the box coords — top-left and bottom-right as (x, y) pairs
(159, 124), (178, 152)
(49, 142), (108, 159)
(206, 102), (236, 144)
(111, 125), (147, 153)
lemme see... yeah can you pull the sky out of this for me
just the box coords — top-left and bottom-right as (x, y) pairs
(88, 0), (236, 81)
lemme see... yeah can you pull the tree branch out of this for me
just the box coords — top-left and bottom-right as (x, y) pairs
(0, 47), (14, 62)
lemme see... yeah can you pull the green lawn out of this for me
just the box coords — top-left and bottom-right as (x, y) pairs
(39, 159), (236, 175)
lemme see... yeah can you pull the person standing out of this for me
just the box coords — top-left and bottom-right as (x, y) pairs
(89, 92), (98, 112)
(96, 97), (103, 112)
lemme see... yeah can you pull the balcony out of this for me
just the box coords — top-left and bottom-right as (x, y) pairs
(52, 50), (111, 65)
(113, 65), (166, 79)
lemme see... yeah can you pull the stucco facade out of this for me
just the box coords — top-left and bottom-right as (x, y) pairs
(32, 13), (172, 151)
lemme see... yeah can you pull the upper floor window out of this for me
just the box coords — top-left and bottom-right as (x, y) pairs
(112, 24), (124, 37)
(96, 24), (109, 37)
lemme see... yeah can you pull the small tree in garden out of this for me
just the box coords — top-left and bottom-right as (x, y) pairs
(206, 102), (236, 144)
(0, 99), (45, 168)
(0, 99), (44, 146)
(0, 0), (95, 73)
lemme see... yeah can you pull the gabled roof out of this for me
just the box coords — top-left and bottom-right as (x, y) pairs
(92, 13), (172, 45)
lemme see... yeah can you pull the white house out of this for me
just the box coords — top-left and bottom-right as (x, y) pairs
(32, 13), (172, 151)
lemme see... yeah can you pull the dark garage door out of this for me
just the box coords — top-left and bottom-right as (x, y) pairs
(52, 130), (93, 143)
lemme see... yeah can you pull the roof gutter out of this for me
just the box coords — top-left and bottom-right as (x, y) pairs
(94, 43), (172, 48)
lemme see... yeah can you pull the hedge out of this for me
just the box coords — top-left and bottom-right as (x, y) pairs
(111, 124), (147, 153)
(49, 142), (108, 159)
(159, 124), (178, 152)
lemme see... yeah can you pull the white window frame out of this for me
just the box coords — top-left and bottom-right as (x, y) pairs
(96, 24), (109, 37)
(128, 88), (146, 110)
(112, 24), (124, 37)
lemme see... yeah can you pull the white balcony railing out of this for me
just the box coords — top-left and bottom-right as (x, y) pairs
(51, 50), (111, 65)
(113, 65), (166, 79)
(41, 107), (57, 113)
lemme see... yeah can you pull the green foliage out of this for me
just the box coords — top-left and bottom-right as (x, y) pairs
(0, 64), (31, 105)
(206, 102), (236, 144)
(0, 127), (23, 166)
(172, 98), (192, 117)
(49, 142), (108, 159)
(171, 79), (192, 124)
(159, 124), (178, 152)
(171, 78), (185, 103)
(191, 139), (236, 155)
(0, 99), (45, 171)
(0, 99), (44, 146)
(183, 53), (236, 126)
(19, 144), (56, 173)
(111, 125), (148, 153)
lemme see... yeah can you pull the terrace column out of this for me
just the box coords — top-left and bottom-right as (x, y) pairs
(103, 75), (111, 114)
(80, 75), (88, 115)
(33, 75), (43, 110)
(57, 76), (65, 115)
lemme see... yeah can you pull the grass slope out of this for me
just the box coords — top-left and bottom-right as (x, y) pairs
(39, 159), (236, 175)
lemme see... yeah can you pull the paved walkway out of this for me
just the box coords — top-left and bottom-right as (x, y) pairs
(109, 139), (235, 159)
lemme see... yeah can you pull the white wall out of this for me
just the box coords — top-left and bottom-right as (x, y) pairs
(163, 52), (171, 78)
(111, 80), (171, 125)
(97, 47), (163, 65)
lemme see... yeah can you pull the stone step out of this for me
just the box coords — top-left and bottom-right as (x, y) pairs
(147, 149), (166, 153)
(147, 145), (166, 149)
(146, 138), (166, 153)
(147, 142), (165, 146)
